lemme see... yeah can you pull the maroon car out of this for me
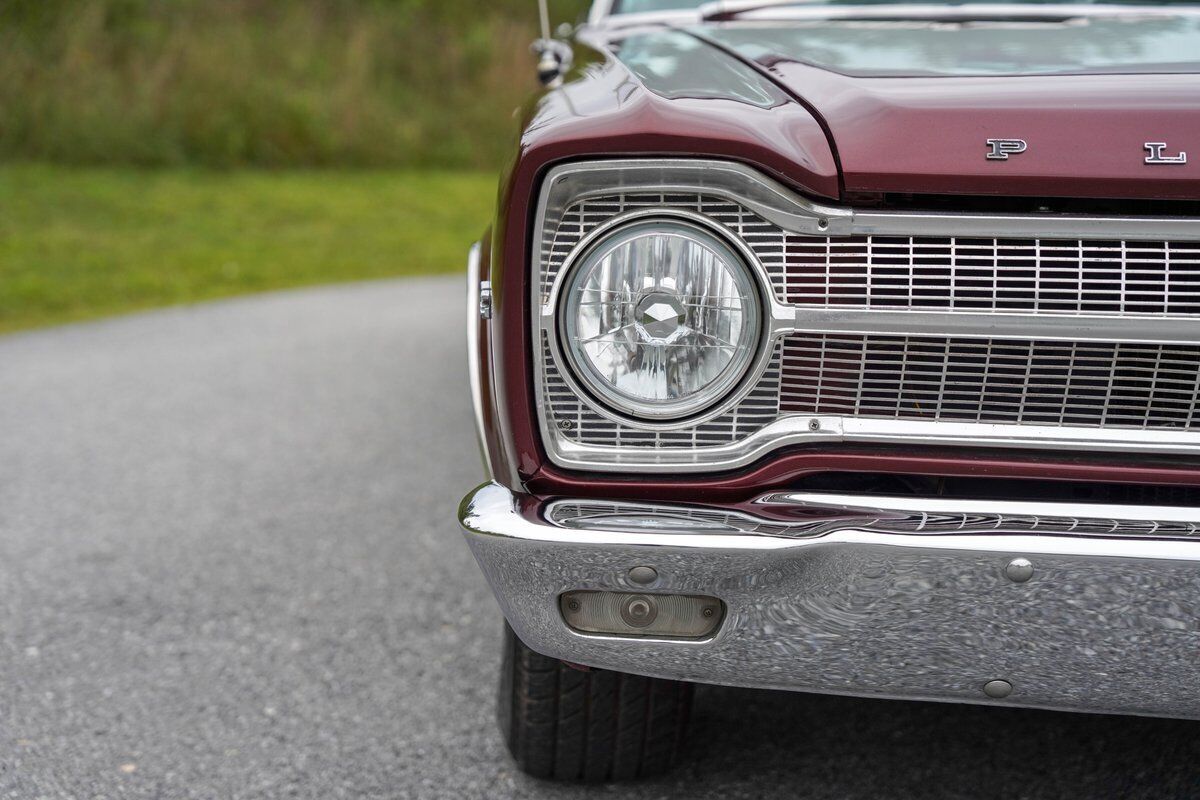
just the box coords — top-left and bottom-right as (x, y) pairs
(460, 0), (1200, 781)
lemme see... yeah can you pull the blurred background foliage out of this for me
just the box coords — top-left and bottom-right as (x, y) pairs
(0, 0), (590, 332)
(0, 0), (588, 169)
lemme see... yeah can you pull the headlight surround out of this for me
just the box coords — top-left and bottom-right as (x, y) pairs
(558, 217), (763, 421)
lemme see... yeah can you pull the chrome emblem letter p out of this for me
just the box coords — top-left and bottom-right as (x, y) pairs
(986, 139), (1028, 161)
(1144, 142), (1187, 165)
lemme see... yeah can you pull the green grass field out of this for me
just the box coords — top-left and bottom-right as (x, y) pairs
(0, 165), (495, 333)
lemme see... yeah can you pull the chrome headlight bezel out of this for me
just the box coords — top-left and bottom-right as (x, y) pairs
(555, 214), (765, 423)
(545, 208), (774, 429)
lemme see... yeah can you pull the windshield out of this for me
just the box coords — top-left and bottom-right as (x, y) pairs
(613, 0), (708, 12)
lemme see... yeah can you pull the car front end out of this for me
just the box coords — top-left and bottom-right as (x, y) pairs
(461, 0), (1200, 780)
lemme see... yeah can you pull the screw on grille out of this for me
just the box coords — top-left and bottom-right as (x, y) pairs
(808, 419), (821, 431)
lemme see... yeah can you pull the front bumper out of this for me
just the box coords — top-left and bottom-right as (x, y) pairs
(459, 482), (1200, 720)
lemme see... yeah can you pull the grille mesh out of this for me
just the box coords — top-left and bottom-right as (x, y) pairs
(780, 335), (1200, 430)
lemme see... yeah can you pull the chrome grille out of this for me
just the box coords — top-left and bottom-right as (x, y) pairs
(780, 336), (1200, 430)
(532, 161), (1200, 471)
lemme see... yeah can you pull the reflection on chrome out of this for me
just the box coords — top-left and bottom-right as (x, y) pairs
(461, 483), (1200, 720)
(547, 492), (1200, 539)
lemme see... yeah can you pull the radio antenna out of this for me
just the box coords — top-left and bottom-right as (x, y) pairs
(538, 0), (552, 40)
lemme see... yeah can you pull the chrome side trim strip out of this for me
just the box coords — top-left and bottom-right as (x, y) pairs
(465, 242), (493, 481)
(463, 483), (1200, 577)
(764, 492), (1200, 525)
(545, 491), (1200, 537)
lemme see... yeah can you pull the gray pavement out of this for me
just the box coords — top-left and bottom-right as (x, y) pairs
(1, 275), (1197, 799)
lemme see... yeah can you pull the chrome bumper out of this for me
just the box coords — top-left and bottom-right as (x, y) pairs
(459, 482), (1200, 720)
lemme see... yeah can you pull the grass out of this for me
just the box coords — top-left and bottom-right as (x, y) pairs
(0, 0), (586, 169)
(0, 165), (496, 333)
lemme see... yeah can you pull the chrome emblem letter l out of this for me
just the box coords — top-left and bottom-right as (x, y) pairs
(1144, 143), (1187, 165)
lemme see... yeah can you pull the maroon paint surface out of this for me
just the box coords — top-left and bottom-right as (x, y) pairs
(759, 61), (1200, 199)
(479, 30), (1200, 500)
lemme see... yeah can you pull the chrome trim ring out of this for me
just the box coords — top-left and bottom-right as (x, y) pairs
(557, 217), (765, 421)
(546, 209), (780, 429)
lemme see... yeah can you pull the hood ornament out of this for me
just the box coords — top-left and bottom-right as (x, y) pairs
(1145, 143), (1187, 165)
(986, 139), (1027, 161)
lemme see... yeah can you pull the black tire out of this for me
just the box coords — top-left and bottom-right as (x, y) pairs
(498, 623), (693, 782)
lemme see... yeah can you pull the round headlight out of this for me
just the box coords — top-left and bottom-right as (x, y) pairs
(559, 218), (762, 420)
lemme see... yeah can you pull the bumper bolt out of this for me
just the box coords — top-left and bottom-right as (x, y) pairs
(1005, 558), (1035, 583)
(808, 419), (821, 431)
(628, 566), (658, 586)
(983, 679), (1013, 699)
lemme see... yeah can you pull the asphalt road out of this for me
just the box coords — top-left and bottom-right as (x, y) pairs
(2, 275), (1198, 800)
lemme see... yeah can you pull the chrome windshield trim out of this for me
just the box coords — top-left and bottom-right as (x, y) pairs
(701, 1), (1200, 21)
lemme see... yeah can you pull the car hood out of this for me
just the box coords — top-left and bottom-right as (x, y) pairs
(690, 14), (1200, 199)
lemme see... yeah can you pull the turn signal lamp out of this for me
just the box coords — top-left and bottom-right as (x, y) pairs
(560, 591), (724, 639)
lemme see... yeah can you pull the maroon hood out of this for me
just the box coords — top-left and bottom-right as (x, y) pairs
(692, 21), (1200, 200)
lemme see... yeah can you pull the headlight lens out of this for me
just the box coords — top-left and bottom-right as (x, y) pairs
(560, 219), (761, 420)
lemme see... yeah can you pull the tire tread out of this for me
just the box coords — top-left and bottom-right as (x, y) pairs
(499, 624), (692, 782)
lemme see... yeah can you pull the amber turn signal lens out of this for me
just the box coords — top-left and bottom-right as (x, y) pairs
(560, 590), (724, 639)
